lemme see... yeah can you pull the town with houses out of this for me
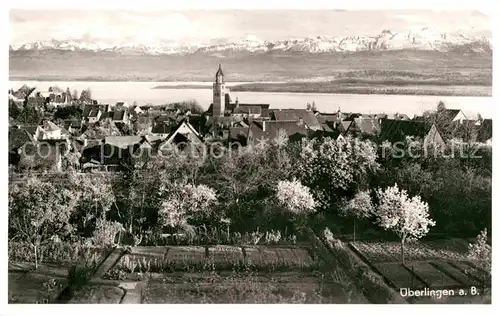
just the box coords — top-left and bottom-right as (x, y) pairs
(8, 64), (493, 174)
(7, 8), (493, 306)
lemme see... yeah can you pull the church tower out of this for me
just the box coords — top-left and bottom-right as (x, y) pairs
(212, 64), (226, 116)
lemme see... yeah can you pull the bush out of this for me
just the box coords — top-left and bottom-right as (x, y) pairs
(67, 264), (94, 290)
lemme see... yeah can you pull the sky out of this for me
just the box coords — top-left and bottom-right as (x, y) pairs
(9, 10), (491, 46)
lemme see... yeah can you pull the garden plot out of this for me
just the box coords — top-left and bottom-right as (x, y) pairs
(405, 262), (462, 288)
(164, 246), (207, 265)
(243, 246), (314, 268)
(142, 272), (355, 304)
(8, 271), (67, 304)
(69, 285), (124, 304)
(208, 246), (244, 265)
(130, 246), (169, 259)
(350, 240), (468, 264)
(450, 261), (489, 284)
(431, 261), (471, 286)
(372, 263), (426, 290)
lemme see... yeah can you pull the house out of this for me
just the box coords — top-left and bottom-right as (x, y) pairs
(130, 105), (144, 116)
(82, 104), (103, 123)
(339, 121), (353, 133)
(100, 135), (163, 170)
(38, 121), (67, 140)
(157, 119), (205, 157)
(17, 139), (70, 172)
(440, 109), (468, 124)
(161, 119), (204, 146)
(270, 109), (322, 131)
(243, 120), (310, 145)
(103, 110), (129, 124)
(45, 86), (73, 107)
(9, 84), (35, 102)
(379, 119), (445, 147)
(47, 92), (72, 107)
(133, 116), (153, 135)
(115, 101), (129, 108)
(345, 117), (381, 138)
(203, 116), (242, 138)
(229, 127), (251, 146)
(309, 129), (344, 141)
(9, 127), (35, 167)
(386, 113), (411, 121)
(151, 115), (179, 137)
(227, 98), (271, 118)
(63, 120), (83, 134)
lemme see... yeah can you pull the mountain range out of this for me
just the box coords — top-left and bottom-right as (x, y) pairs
(10, 28), (492, 56)
(9, 28), (492, 82)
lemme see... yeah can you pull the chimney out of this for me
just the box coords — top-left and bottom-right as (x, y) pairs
(262, 120), (266, 132)
(235, 97), (239, 108)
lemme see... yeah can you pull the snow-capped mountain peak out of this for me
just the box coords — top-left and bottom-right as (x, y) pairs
(10, 29), (491, 55)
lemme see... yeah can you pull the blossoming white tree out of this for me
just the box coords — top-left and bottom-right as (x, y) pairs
(374, 183), (435, 263)
(468, 228), (491, 278)
(159, 183), (217, 235)
(341, 190), (374, 242)
(276, 179), (316, 228)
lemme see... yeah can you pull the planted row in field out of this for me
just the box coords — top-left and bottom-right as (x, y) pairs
(350, 240), (468, 264)
(405, 262), (462, 288)
(112, 246), (315, 273)
(372, 263), (426, 290)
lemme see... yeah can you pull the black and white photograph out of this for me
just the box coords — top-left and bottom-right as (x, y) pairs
(5, 1), (493, 307)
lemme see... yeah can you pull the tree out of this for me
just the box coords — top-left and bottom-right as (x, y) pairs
(9, 178), (77, 269)
(54, 105), (83, 121)
(374, 183), (435, 264)
(91, 218), (123, 247)
(69, 173), (116, 234)
(275, 179), (316, 228)
(437, 101), (446, 112)
(468, 228), (491, 279)
(276, 179), (315, 215)
(158, 182), (218, 236)
(72, 89), (79, 101)
(292, 136), (378, 211)
(341, 190), (374, 242)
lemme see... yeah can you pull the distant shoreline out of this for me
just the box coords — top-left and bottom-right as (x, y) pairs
(9, 77), (492, 97)
(152, 82), (491, 97)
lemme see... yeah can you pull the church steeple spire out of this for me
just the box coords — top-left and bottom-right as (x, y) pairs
(213, 64), (226, 116)
(215, 64), (224, 84)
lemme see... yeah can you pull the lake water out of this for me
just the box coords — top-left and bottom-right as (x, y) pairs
(10, 81), (494, 119)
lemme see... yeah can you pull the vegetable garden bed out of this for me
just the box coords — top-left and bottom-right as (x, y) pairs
(405, 262), (462, 288)
(350, 240), (468, 264)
